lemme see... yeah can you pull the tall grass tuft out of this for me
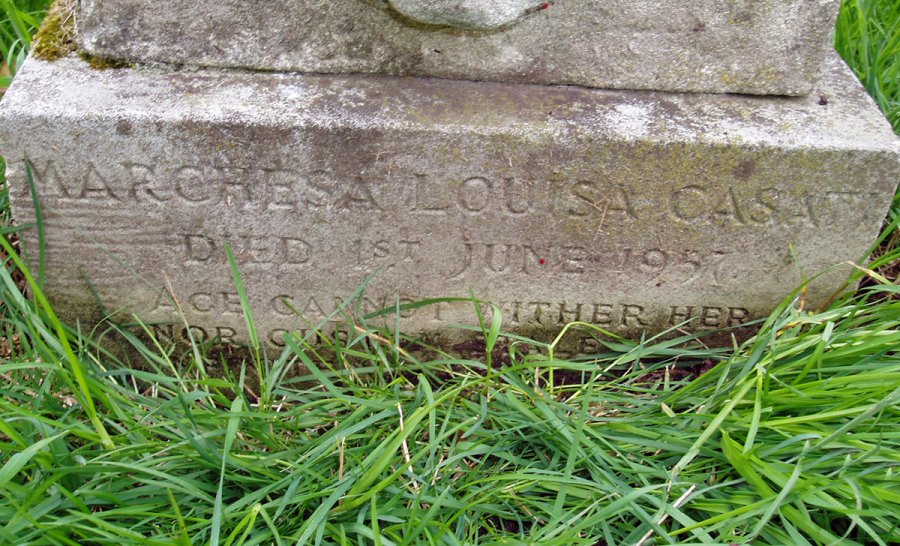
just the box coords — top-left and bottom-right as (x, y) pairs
(835, 0), (900, 133)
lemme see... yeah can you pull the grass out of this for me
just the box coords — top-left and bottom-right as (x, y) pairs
(835, 0), (900, 132)
(0, 233), (898, 544)
(0, 0), (898, 544)
(0, 0), (50, 89)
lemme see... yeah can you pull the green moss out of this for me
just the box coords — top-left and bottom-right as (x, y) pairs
(78, 52), (131, 70)
(31, 0), (130, 70)
(31, 0), (76, 61)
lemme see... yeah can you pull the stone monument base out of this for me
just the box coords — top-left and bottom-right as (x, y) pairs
(0, 54), (897, 350)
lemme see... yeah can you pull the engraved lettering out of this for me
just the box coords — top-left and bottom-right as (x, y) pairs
(268, 329), (289, 347)
(668, 305), (696, 325)
(458, 176), (492, 212)
(29, 160), (72, 198)
(664, 305), (752, 328)
(151, 292), (176, 313)
(222, 173), (254, 208)
(447, 242), (474, 279)
(561, 246), (587, 274)
(271, 295), (296, 316)
(355, 239), (421, 264)
(613, 186), (638, 220)
(504, 301), (523, 324)
(671, 252), (701, 285)
(184, 325), (209, 342)
(305, 169), (335, 208)
(411, 173), (450, 214)
(591, 303), (613, 326)
(179, 233), (311, 265)
(671, 185), (707, 221)
(748, 187), (778, 224)
(182, 234), (215, 262)
(578, 338), (603, 354)
(149, 324), (176, 343)
(240, 235), (275, 264)
(264, 169), (298, 211)
(711, 187), (746, 225)
(569, 181), (637, 220)
(175, 166), (214, 203)
(700, 306), (722, 327)
(80, 164), (120, 200)
(568, 182), (592, 216)
(282, 237), (312, 264)
(501, 177), (531, 215)
(215, 326), (238, 344)
(398, 240), (421, 261)
(338, 176), (380, 210)
(432, 300), (452, 322)
(189, 292), (214, 313)
(521, 245), (544, 275)
(221, 292), (243, 315)
(615, 248), (633, 273)
(727, 307), (750, 326)
(709, 251), (731, 287)
(529, 301), (553, 324)
(558, 302), (583, 323)
(300, 297), (328, 319)
(621, 304), (648, 327)
(791, 194), (818, 227)
(639, 249), (668, 275)
(484, 243), (513, 272)
(125, 162), (171, 202)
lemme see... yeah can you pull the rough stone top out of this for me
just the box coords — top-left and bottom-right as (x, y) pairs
(78, 0), (841, 96)
(3, 54), (895, 155)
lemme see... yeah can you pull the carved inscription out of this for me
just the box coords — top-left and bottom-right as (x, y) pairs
(171, 230), (735, 283)
(668, 185), (878, 227)
(445, 241), (731, 285)
(152, 292), (418, 321)
(179, 233), (312, 265)
(482, 301), (750, 329)
(147, 295), (755, 348)
(354, 239), (422, 264)
(26, 159), (876, 230)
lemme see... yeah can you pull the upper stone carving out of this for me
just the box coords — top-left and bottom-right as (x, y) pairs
(386, 0), (546, 30)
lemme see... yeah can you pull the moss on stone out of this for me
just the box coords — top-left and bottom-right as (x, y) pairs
(31, 0), (77, 62)
(32, 0), (131, 70)
(78, 52), (131, 70)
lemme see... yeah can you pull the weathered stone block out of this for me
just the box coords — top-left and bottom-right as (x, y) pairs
(0, 55), (897, 349)
(78, 0), (840, 96)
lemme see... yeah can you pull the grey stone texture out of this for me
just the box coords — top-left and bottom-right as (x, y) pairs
(1, 54), (897, 349)
(78, 0), (840, 96)
(383, 0), (546, 30)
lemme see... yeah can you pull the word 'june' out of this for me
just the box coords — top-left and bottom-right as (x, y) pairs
(26, 160), (875, 227)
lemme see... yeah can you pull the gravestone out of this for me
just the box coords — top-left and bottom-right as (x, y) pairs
(0, 1), (898, 351)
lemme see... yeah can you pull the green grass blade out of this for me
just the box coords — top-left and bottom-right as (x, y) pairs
(0, 431), (67, 487)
